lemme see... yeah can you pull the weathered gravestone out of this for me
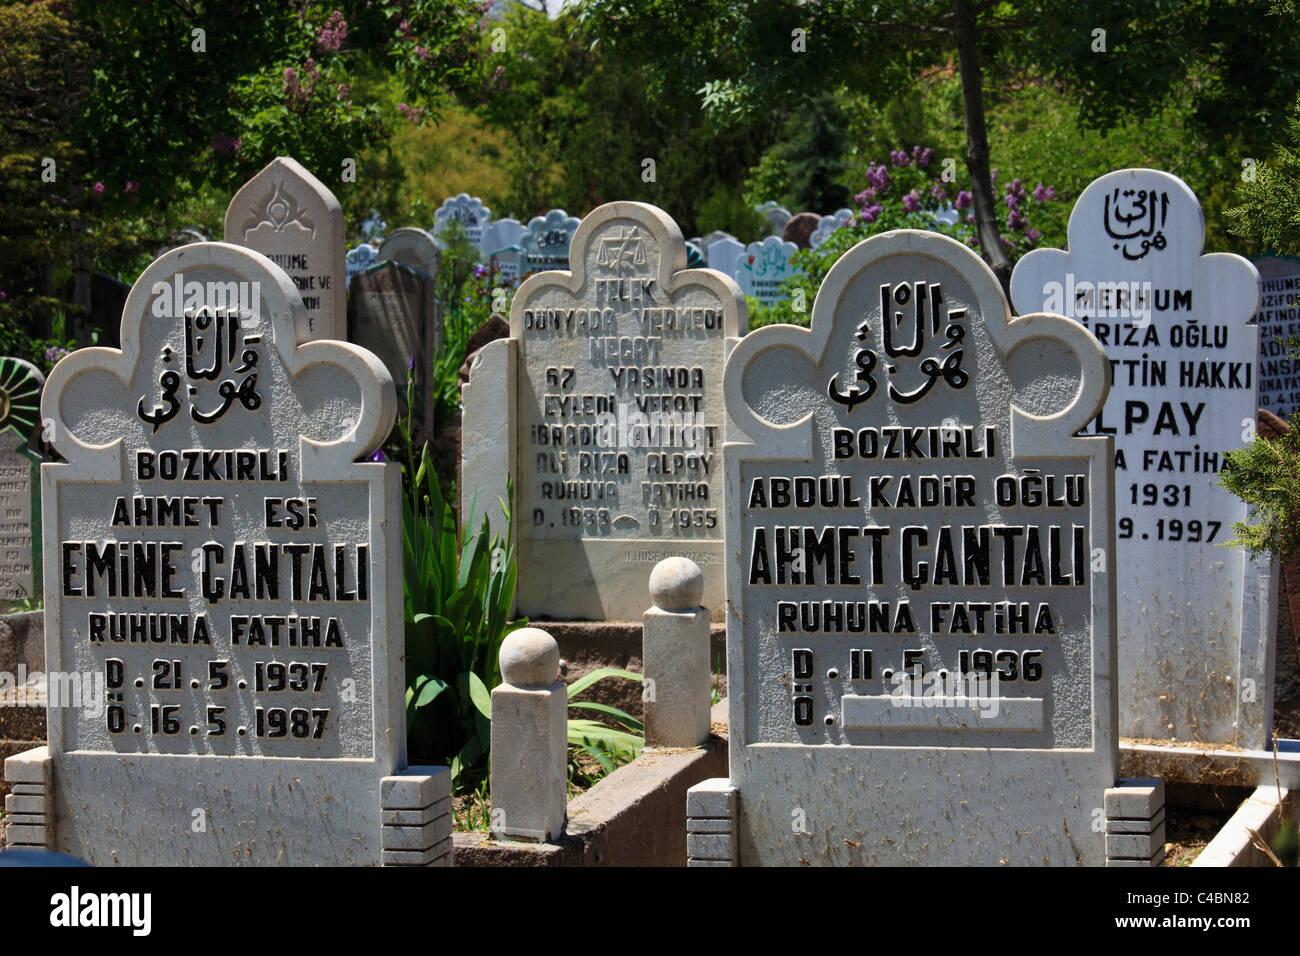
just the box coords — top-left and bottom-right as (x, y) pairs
(755, 201), (792, 237)
(433, 193), (492, 252)
(521, 209), (582, 274)
(480, 218), (526, 265)
(12, 241), (451, 865)
(705, 236), (744, 280)
(694, 228), (1125, 865)
(378, 227), (442, 279)
(735, 236), (800, 307)
(0, 358), (44, 604)
(90, 273), (131, 350)
(810, 208), (855, 248)
(782, 212), (821, 249)
(462, 202), (745, 621)
(1010, 169), (1274, 749)
(1253, 255), (1300, 417)
(348, 261), (442, 439)
(345, 243), (378, 289)
(225, 157), (346, 342)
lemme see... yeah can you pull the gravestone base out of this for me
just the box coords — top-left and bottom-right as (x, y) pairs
(1104, 777), (1166, 867)
(2, 746), (52, 851)
(685, 777), (737, 866)
(380, 766), (453, 866)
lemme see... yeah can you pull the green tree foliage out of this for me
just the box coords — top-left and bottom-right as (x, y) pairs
(1228, 101), (1300, 255)
(576, 0), (1300, 282)
(471, 5), (772, 231)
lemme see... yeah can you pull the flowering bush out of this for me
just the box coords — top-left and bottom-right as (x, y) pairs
(749, 146), (1062, 327)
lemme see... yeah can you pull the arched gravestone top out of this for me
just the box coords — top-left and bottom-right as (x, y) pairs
(481, 218), (526, 257)
(735, 236), (799, 306)
(345, 242), (378, 288)
(462, 201), (746, 621)
(433, 193), (492, 249)
(224, 157), (346, 342)
(1010, 168), (1269, 748)
(39, 241), (405, 864)
(0, 357), (45, 601)
(521, 209), (582, 273)
(378, 227), (441, 278)
(809, 208), (855, 248)
(755, 201), (791, 236)
(782, 212), (821, 249)
(722, 229), (1117, 865)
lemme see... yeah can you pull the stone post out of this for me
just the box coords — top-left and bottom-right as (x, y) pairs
(643, 557), (711, 748)
(490, 627), (567, 842)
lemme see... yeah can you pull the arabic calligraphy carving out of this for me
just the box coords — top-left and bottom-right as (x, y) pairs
(137, 307), (263, 432)
(1103, 188), (1169, 261)
(828, 281), (968, 410)
(238, 179), (316, 241)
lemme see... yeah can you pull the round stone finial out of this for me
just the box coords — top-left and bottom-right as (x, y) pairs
(499, 627), (560, 687)
(649, 556), (704, 612)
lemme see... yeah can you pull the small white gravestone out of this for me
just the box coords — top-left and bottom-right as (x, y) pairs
(755, 201), (792, 237)
(348, 261), (442, 438)
(345, 243), (378, 289)
(224, 157), (346, 342)
(433, 193), (492, 251)
(378, 227), (442, 279)
(1253, 255), (1300, 417)
(809, 208), (855, 248)
(1011, 169), (1272, 748)
(705, 236), (745, 280)
(0, 357), (44, 603)
(521, 209), (582, 275)
(735, 236), (800, 307)
(480, 218), (526, 259)
(705, 229), (1119, 865)
(461, 202), (746, 621)
(27, 241), (442, 865)
(490, 245), (524, 287)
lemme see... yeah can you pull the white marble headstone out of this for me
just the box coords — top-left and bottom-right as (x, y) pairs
(345, 243), (378, 289)
(722, 229), (1118, 864)
(1253, 256), (1300, 417)
(521, 209), (582, 275)
(39, 241), (405, 864)
(809, 208), (855, 248)
(481, 218), (526, 258)
(461, 202), (746, 621)
(433, 193), (492, 251)
(755, 201), (792, 236)
(378, 227), (442, 279)
(0, 357), (44, 602)
(735, 236), (800, 307)
(705, 237), (744, 279)
(1011, 169), (1272, 748)
(224, 157), (346, 342)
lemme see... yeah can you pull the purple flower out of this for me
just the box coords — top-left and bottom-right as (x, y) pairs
(865, 163), (892, 192)
(406, 355), (416, 370)
(990, 167), (1000, 185)
(1005, 193), (1020, 210)
(931, 184), (947, 201)
(1032, 182), (1056, 203)
(913, 146), (932, 168)
(45, 346), (70, 364)
(91, 182), (105, 195)
(212, 131), (242, 156)
(890, 149), (911, 167)
(317, 10), (348, 52)
(965, 236), (980, 248)
(954, 190), (972, 210)
(368, 448), (387, 462)
(1007, 208), (1025, 232)
(966, 212), (976, 223)
(901, 190), (921, 213)
(860, 203), (883, 224)
(1026, 228), (1043, 243)
(123, 180), (140, 194)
